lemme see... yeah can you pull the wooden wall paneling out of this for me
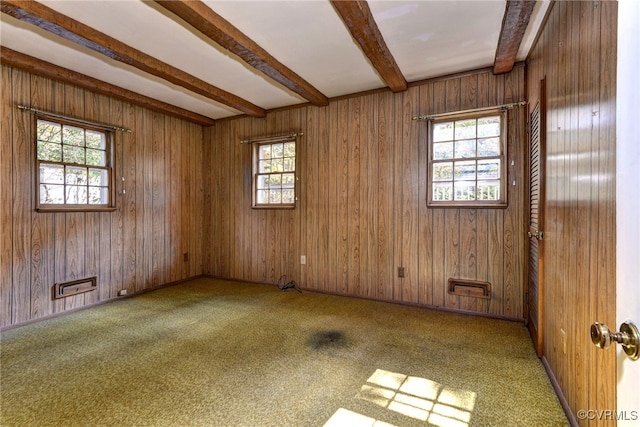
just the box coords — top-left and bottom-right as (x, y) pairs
(475, 72), (490, 313)
(11, 69), (32, 324)
(336, 99), (350, 294)
(430, 80), (447, 309)
(202, 125), (212, 277)
(347, 97), (361, 296)
(286, 109), (303, 284)
(121, 104), (137, 294)
(595, 1), (617, 415)
(376, 91), (394, 301)
(52, 80), (67, 312)
(133, 106), (146, 291)
(180, 119), (190, 280)
(167, 116), (179, 282)
(301, 107), (316, 289)
(1, 66), (15, 327)
(141, 109), (154, 288)
(357, 95), (369, 297)
(110, 99), (124, 299)
(417, 83), (433, 306)
(317, 105), (330, 293)
(326, 100), (340, 294)
(364, 91), (378, 298)
(392, 92), (404, 302)
(151, 112), (166, 285)
(193, 123), (204, 278)
(401, 88), (420, 304)
(29, 75), (53, 318)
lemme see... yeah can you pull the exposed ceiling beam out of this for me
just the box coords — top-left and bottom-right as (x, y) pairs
(493, 0), (536, 74)
(153, 0), (328, 107)
(0, 0), (265, 117)
(330, 0), (407, 93)
(1, 47), (217, 126)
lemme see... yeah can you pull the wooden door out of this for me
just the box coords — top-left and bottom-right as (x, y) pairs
(527, 78), (546, 357)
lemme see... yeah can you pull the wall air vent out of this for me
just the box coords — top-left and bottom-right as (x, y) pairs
(53, 277), (97, 299)
(447, 278), (491, 299)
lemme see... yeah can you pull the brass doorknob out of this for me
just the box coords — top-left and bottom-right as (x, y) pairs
(590, 321), (639, 361)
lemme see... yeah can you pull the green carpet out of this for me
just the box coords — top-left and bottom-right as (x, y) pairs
(1, 278), (567, 426)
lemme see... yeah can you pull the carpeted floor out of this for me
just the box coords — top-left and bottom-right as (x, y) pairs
(0, 278), (568, 426)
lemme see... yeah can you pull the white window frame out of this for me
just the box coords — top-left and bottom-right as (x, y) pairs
(427, 109), (508, 208)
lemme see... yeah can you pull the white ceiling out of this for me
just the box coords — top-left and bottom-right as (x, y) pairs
(0, 0), (550, 121)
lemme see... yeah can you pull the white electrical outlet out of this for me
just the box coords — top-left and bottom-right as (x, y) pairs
(118, 289), (127, 296)
(300, 255), (306, 265)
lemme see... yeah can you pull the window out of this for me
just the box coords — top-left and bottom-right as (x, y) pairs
(252, 139), (296, 208)
(428, 110), (507, 207)
(36, 117), (115, 211)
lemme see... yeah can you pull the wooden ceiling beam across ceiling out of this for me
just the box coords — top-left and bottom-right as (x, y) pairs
(0, 0), (265, 118)
(330, 0), (407, 93)
(493, 0), (536, 74)
(153, 0), (328, 107)
(1, 47), (217, 126)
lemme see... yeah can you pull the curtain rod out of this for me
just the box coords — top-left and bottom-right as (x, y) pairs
(412, 101), (527, 121)
(16, 105), (131, 133)
(240, 132), (303, 144)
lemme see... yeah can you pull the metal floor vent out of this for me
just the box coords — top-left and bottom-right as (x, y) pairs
(447, 278), (491, 299)
(54, 277), (97, 299)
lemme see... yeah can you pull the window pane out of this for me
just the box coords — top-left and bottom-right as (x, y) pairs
(433, 162), (453, 181)
(433, 122), (453, 142)
(433, 142), (453, 160)
(454, 161), (476, 181)
(432, 182), (453, 201)
(40, 163), (64, 184)
(63, 126), (85, 146)
(478, 137), (500, 157)
(477, 116), (500, 138)
(454, 139), (476, 159)
(88, 186), (109, 204)
(283, 157), (295, 172)
(272, 143), (283, 158)
(66, 185), (88, 204)
(259, 145), (272, 160)
(37, 120), (62, 143)
(283, 142), (295, 157)
(454, 119), (476, 140)
(63, 145), (85, 164)
(271, 158), (283, 172)
(282, 189), (295, 204)
(40, 184), (64, 204)
(66, 166), (88, 185)
(37, 141), (62, 161)
(256, 174), (269, 189)
(88, 168), (108, 186)
(477, 181), (500, 200)
(85, 130), (105, 149)
(259, 159), (271, 173)
(86, 149), (106, 166)
(454, 181), (476, 200)
(269, 190), (282, 204)
(269, 174), (282, 188)
(282, 173), (295, 187)
(477, 159), (500, 180)
(257, 189), (268, 204)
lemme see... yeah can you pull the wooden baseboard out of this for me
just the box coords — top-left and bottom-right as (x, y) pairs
(541, 356), (579, 426)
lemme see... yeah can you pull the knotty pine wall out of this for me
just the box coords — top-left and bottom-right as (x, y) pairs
(526, 1), (617, 423)
(1, 65), (204, 329)
(204, 65), (527, 319)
